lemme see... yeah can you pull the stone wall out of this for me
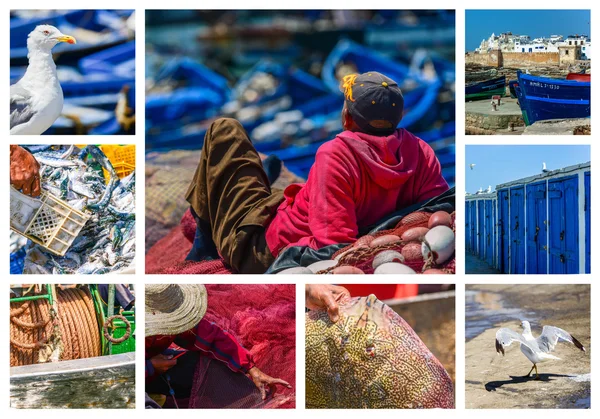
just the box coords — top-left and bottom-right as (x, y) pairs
(465, 51), (502, 67)
(502, 52), (559, 67)
(466, 50), (560, 68)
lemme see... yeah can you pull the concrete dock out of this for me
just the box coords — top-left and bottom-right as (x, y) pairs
(524, 118), (591, 135)
(465, 98), (525, 135)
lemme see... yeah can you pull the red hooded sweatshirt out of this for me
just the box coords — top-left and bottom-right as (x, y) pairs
(265, 129), (449, 256)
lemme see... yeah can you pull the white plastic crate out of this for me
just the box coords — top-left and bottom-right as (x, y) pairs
(10, 188), (90, 256)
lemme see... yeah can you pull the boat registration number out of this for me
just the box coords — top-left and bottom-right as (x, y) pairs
(527, 81), (560, 90)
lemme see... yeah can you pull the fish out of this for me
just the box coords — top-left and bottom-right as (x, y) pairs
(34, 152), (83, 168)
(16, 144), (136, 275)
(305, 295), (454, 409)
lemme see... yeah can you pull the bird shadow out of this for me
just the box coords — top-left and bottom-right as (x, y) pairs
(485, 373), (574, 392)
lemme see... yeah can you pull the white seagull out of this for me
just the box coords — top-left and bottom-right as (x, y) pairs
(10, 25), (76, 135)
(542, 162), (550, 173)
(495, 320), (586, 379)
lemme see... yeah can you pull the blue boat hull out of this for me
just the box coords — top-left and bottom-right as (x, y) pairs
(517, 71), (591, 124)
(518, 72), (591, 101)
(465, 76), (506, 100)
(522, 96), (590, 125)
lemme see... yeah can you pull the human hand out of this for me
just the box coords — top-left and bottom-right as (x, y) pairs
(150, 354), (177, 375)
(305, 284), (350, 322)
(10, 145), (41, 197)
(248, 366), (292, 400)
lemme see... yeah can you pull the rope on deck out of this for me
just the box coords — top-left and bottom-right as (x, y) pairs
(10, 287), (101, 367)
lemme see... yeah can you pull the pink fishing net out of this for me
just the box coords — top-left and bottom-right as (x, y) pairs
(330, 210), (456, 274)
(187, 284), (296, 409)
(145, 209), (234, 274)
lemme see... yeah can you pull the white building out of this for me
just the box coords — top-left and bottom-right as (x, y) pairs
(474, 32), (590, 57)
(581, 40), (592, 60)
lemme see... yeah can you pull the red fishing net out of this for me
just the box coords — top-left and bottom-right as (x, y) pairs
(187, 284), (296, 409)
(330, 210), (456, 274)
(146, 209), (234, 274)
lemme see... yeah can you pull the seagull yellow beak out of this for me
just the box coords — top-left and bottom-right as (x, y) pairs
(56, 35), (77, 44)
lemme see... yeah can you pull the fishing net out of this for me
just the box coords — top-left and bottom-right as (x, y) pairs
(10, 287), (101, 367)
(189, 357), (291, 408)
(328, 210), (456, 274)
(185, 284), (296, 409)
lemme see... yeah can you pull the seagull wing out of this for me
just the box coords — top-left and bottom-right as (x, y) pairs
(10, 84), (37, 130)
(495, 328), (537, 355)
(537, 326), (586, 354)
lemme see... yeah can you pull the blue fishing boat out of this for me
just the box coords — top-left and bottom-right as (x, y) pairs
(145, 61), (333, 150)
(10, 10), (134, 64)
(516, 71), (590, 125)
(321, 40), (442, 131)
(465, 76), (506, 100)
(508, 80), (518, 98)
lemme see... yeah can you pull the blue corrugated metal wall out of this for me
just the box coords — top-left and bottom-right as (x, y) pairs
(526, 181), (547, 274)
(510, 187), (525, 274)
(485, 199), (494, 266)
(467, 165), (590, 274)
(585, 172), (591, 274)
(498, 189), (509, 273)
(469, 200), (477, 252)
(548, 175), (579, 274)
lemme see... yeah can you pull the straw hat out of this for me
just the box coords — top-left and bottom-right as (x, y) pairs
(145, 284), (207, 337)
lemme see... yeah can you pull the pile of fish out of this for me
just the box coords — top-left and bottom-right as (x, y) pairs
(18, 145), (135, 274)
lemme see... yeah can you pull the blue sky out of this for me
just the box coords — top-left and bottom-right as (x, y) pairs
(465, 145), (590, 193)
(466, 10), (591, 51)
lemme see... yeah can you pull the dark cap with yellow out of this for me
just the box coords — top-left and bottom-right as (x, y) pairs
(340, 71), (404, 135)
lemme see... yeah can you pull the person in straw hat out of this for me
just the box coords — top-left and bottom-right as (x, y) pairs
(145, 284), (291, 403)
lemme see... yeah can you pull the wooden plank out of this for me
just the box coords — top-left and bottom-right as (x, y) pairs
(10, 353), (135, 409)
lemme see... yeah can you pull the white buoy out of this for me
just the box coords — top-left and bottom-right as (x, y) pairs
(374, 262), (416, 274)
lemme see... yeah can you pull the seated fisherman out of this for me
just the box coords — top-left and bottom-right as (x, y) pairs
(185, 71), (449, 273)
(145, 284), (290, 405)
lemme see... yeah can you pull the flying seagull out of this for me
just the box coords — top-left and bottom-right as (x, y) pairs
(469, 164), (476, 170)
(10, 25), (76, 135)
(495, 320), (585, 379)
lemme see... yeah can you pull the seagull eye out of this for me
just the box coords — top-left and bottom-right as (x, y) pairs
(43, 30), (50, 35)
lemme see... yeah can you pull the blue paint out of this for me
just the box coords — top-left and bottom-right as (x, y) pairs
(526, 181), (547, 274)
(510, 186), (525, 274)
(548, 175), (579, 274)
(498, 189), (510, 273)
(585, 172), (591, 274)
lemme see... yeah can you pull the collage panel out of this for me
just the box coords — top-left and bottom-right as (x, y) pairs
(305, 283), (455, 409)
(10, 9), (136, 136)
(10, 144), (136, 275)
(465, 9), (590, 135)
(145, 284), (295, 409)
(9, 284), (136, 408)
(465, 284), (590, 409)
(465, 145), (590, 274)
(145, 10), (456, 275)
